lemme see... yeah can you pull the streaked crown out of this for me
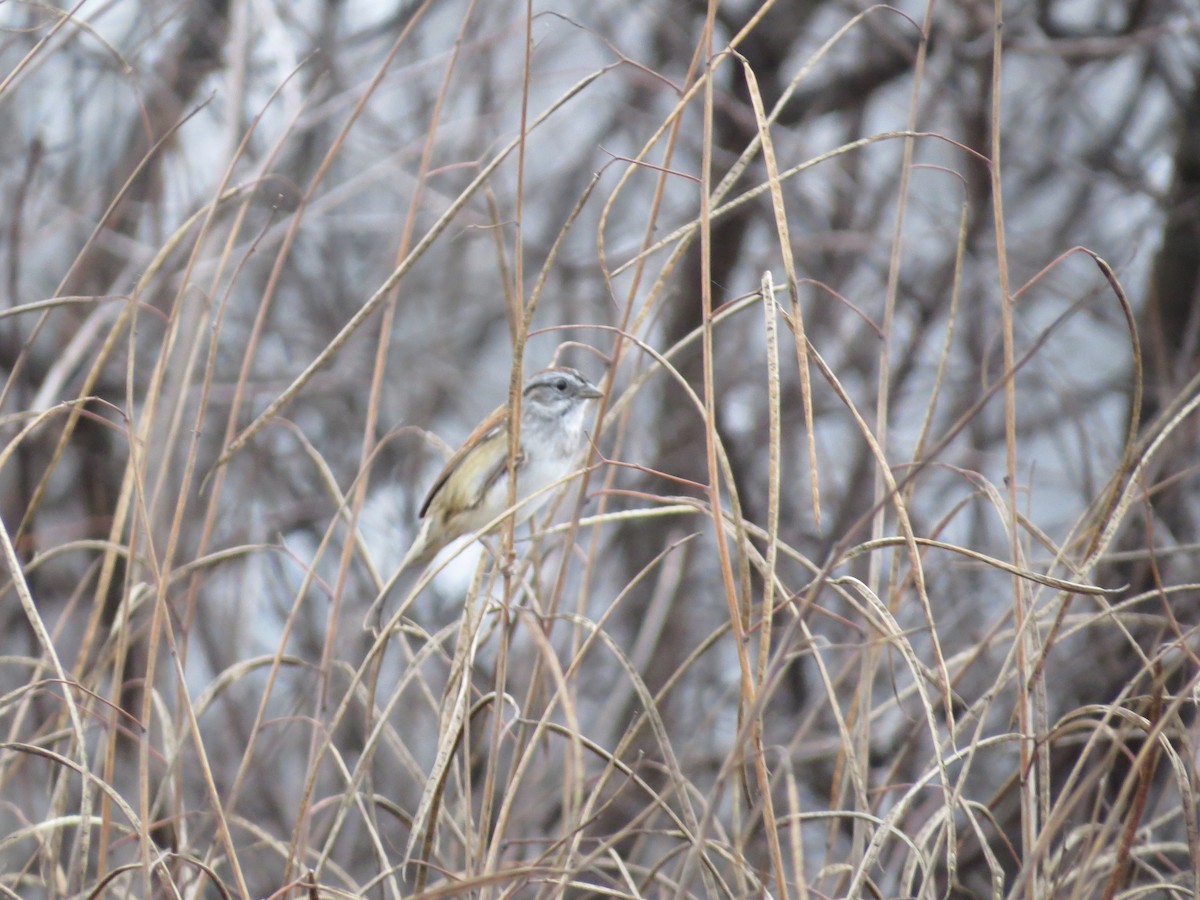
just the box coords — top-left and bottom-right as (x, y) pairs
(523, 367), (603, 409)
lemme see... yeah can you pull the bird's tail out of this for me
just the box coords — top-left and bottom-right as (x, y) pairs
(363, 517), (438, 632)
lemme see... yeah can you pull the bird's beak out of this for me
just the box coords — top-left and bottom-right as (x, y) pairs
(580, 383), (604, 400)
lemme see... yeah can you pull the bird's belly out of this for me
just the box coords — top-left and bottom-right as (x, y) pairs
(481, 454), (576, 527)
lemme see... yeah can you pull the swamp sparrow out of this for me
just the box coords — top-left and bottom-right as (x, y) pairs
(396, 366), (603, 575)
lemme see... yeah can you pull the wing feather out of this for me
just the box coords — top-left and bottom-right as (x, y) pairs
(418, 404), (508, 518)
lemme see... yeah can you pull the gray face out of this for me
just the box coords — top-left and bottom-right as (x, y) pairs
(523, 368), (602, 418)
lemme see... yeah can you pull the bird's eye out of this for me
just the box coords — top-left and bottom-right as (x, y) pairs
(555, 378), (568, 392)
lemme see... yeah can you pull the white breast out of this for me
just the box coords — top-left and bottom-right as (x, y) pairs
(481, 402), (590, 527)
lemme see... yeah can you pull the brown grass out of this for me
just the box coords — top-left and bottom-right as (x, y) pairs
(0, 1), (1196, 898)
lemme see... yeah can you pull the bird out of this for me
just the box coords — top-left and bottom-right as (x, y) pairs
(396, 366), (603, 578)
